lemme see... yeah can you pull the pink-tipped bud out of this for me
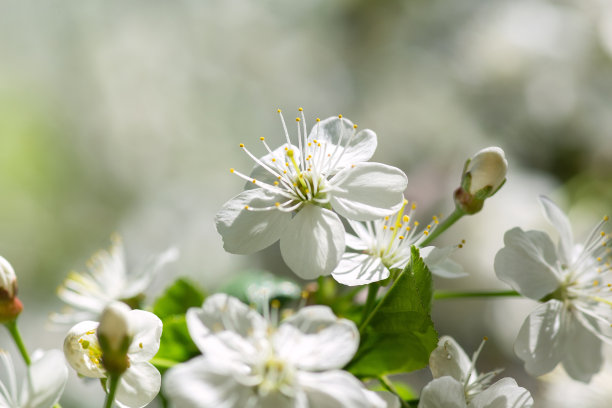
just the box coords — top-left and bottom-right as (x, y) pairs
(0, 256), (22, 323)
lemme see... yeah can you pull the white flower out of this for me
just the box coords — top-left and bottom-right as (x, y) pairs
(163, 293), (388, 408)
(215, 111), (408, 279)
(0, 256), (17, 299)
(465, 147), (508, 195)
(63, 308), (163, 408)
(418, 336), (533, 408)
(0, 349), (68, 408)
(51, 235), (178, 326)
(494, 196), (612, 382)
(332, 199), (466, 286)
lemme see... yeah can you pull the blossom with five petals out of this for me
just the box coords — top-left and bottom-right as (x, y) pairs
(215, 111), (408, 279)
(0, 349), (68, 408)
(331, 199), (466, 286)
(418, 336), (533, 408)
(495, 196), (612, 382)
(163, 293), (389, 408)
(51, 235), (178, 326)
(63, 307), (163, 408)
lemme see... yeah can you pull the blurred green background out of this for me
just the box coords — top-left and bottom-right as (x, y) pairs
(1, 0), (611, 406)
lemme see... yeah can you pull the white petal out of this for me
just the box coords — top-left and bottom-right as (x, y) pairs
(420, 247), (468, 279)
(186, 294), (266, 359)
(280, 205), (345, 279)
(561, 315), (602, 383)
(538, 196), (574, 265)
(330, 163), (407, 221)
(297, 370), (386, 408)
(215, 189), (292, 254)
(514, 300), (566, 377)
(114, 362), (160, 408)
(428, 336), (472, 382)
(332, 253), (390, 286)
(417, 377), (466, 408)
(345, 233), (369, 251)
(163, 356), (254, 408)
(20, 349), (68, 408)
(347, 219), (374, 248)
(494, 228), (561, 299)
(468, 377), (533, 408)
(274, 305), (359, 370)
(127, 310), (163, 363)
(308, 116), (377, 171)
(63, 321), (106, 378)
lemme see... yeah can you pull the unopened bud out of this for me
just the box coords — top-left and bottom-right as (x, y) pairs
(97, 302), (132, 374)
(0, 256), (22, 323)
(454, 147), (507, 214)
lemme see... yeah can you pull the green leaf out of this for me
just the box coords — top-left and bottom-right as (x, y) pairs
(152, 278), (206, 320)
(346, 246), (438, 377)
(218, 270), (301, 309)
(153, 315), (200, 373)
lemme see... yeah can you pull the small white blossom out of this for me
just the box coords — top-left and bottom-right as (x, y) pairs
(332, 199), (466, 286)
(495, 196), (612, 382)
(51, 235), (178, 326)
(465, 147), (508, 195)
(215, 110), (408, 279)
(0, 256), (17, 299)
(164, 293), (389, 408)
(419, 336), (533, 408)
(63, 308), (162, 408)
(0, 349), (68, 408)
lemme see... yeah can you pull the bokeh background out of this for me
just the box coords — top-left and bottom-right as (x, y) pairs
(1, 0), (611, 406)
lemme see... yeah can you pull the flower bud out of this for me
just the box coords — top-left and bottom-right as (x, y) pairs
(454, 147), (507, 214)
(0, 256), (22, 323)
(97, 302), (132, 374)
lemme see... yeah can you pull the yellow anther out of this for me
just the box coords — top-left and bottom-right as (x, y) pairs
(313, 139), (318, 143)
(230, 168), (235, 173)
(390, 226), (395, 231)
(296, 118), (301, 122)
(316, 118), (320, 122)
(412, 203), (417, 210)
(298, 107), (303, 111)
(598, 257), (603, 262)
(602, 231), (606, 237)
(353, 124), (358, 129)
(384, 216), (390, 221)
(318, 143), (321, 147)
(277, 109), (282, 113)
(271, 299), (281, 308)
(287, 150), (294, 158)
(414, 221), (420, 226)
(458, 244), (463, 249)
(244, 205), (249, 209)
(308, 142), (312, 147)
(427, 224), (432, 229)
(594, 280), (600, 286)
(252, 179), (257, 183)
(275, 202), (280, 207)
(403, 215), (410, 222)
(301, 290), (309, 299)
(605, 216), (609, 222)
(483, 336), (489, 341)
(272, 158), (276, 162)
(274, 181), (279, 186)
(239, 143), (244, 148)
(462, 239), (466, 243)
(260, 137), (265, 141)
(399, 236), (405, 240)
(406, 226), (411, 231)
(383, 225), (388, 230)
(338, 114), (343, 119)
(423, 231), (429, 235)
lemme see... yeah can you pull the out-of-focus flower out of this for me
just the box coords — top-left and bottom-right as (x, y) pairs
(51, 235), (178, 326)
(419, 336), (533, 408)
(164, 293), (388, 408)
(63, 308), (162, 408)
(495, 196), (612, 382)
(0, 349), (68, 408)
(454, 147), (507, 215)
(0, 256), (22, 323)
(332, 199), (466, 286)
(215, 111), (408, 279)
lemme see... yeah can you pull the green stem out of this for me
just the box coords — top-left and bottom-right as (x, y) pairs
(104, 374), (120, 408)
(4, 320), (31, 365)
(434, 290), (521, 300)
(378, 375), (410, 408)
(419, 207), (465, 247)
(360, 284), (379, 326)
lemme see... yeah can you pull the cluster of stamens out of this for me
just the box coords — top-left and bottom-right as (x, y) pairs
(229, 109), (360, 213)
